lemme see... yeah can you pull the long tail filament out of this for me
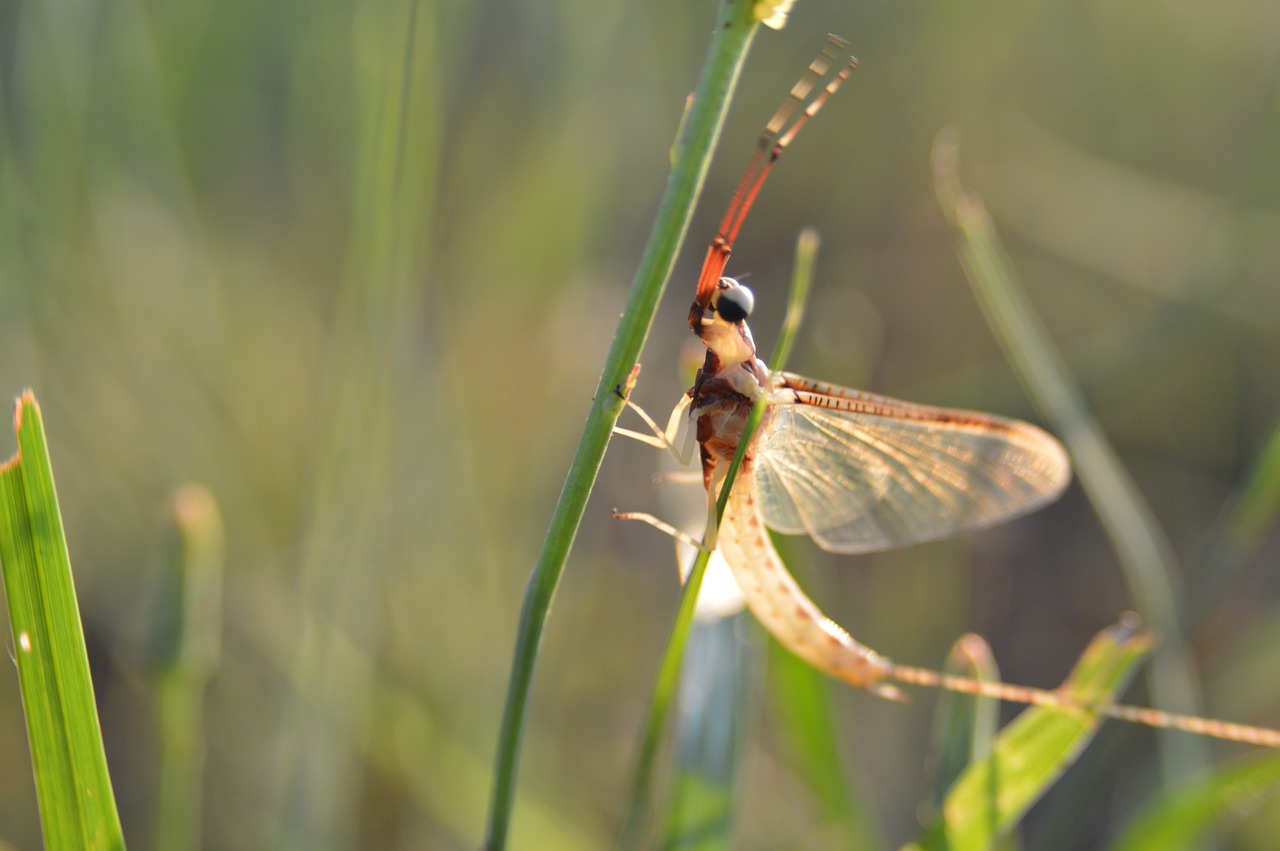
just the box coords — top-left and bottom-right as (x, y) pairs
(888, 663), (1280, 748)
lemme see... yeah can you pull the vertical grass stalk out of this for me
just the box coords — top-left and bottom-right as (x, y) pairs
(484, 3), (765, 847)
(152, 484), (224, 851)
(618, 229), (820, 848)
(931, 131), (1207, 782)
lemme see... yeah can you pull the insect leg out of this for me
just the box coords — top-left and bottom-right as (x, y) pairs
(613, 394), (693, 465)
(611, 509), (713, 552)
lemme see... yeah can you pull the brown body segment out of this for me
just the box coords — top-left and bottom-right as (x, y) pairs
(716, 479), (892, 690)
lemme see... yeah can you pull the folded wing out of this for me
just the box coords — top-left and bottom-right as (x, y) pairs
(754, 373), (1071, 554)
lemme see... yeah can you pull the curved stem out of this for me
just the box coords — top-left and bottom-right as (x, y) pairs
(617, 228), (820, 849)
(483, 4), (762, 848)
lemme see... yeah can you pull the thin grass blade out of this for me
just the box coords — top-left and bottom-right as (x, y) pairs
(152, 483), (224, 851)
(765, 229), (883, 848)
(661, 614), (751, 850)
(621, 226), (822, 848)
(904, 620), (1153, 851)
(1190, 416), (1280, 617)
(932, 131), (1207, 783)
(1110, 753), (1280, 851)
(922, 634), (1002, 820)
(0, 391), (126, 851)
(487, 3), (764, 847)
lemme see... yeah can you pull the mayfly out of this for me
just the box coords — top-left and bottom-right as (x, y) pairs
(616, 35), (1280, 747)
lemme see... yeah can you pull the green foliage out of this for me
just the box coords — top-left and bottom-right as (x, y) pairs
(907, 623), (1151, 851)
(151, 484), (224, 851)
(934, 133), (1206, 780)
(922, 635), (1001, 821)
(1, 0), (1279, 847)
(1111, 753), (1280, 851)
(0, 394), (125, 850)
(492, 3), (763, 847)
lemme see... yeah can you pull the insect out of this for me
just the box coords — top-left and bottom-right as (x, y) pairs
(616, 35), (1280, 747)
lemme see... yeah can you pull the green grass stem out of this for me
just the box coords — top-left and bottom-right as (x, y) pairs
(484, 4), (762, 848)
(152, 484), (224, 851)
(931, 131), (1208, 783)
(618, 228), (821, 848)
(759, 228), (882, 847)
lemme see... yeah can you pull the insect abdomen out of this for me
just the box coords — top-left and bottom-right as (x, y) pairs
(717, 482), (892, 689)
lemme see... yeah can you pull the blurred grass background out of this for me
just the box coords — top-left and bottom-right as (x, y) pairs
(1, 0), (1279, 848)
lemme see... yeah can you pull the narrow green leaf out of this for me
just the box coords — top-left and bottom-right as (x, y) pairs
(616, 216), (823, 849)
(0, 391), (126, 851)
(770, 227), (820, 374)
(1215, 418), (1280, 546)
(620, 362), (769, 851)
(1110, 753), (1280, 851)
(662, 615), (750, 851)
(904, 621), (1153, 851)
(486, 3), (762, 848)
(931, 133), (1207, 783)
(756, 230), (884, 849)
(152, 483), (224, 851)
(622, 222), (823, 849)
(923, 634), (1002, 818)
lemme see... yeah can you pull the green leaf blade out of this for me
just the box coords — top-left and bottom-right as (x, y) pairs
(1111, 753), (1280, 851)
(906, 621), (1152, 851)
(662, 616), (750, 851)
(0, 392), (126, 851)
(923, 635), (1002, 821)
(931, 132), (1208, 782)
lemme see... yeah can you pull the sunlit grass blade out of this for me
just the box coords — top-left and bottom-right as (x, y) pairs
(904, 620), (1153, 851)
(486, 3), (763, 848)
(922, 634), (1001, 822)
(617, 461), (756, 850)
(661, 614), (751, 850)
(0, 391), (125, 851)
(151, 483), (224, 851)
(931, 131), (1207, 782)
(619, 228), (821, 848)
(769, 226), (819, 374)
(758, 231), (882, 847)
(1110, 752), (1280, 851)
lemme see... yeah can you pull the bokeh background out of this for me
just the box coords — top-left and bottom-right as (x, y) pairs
(2, 0), (1279, 848)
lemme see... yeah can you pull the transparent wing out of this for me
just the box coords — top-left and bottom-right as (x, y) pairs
(754, 375), (1071, 554)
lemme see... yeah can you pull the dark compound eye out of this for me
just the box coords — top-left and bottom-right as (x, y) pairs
(715, 285), (755, 323)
